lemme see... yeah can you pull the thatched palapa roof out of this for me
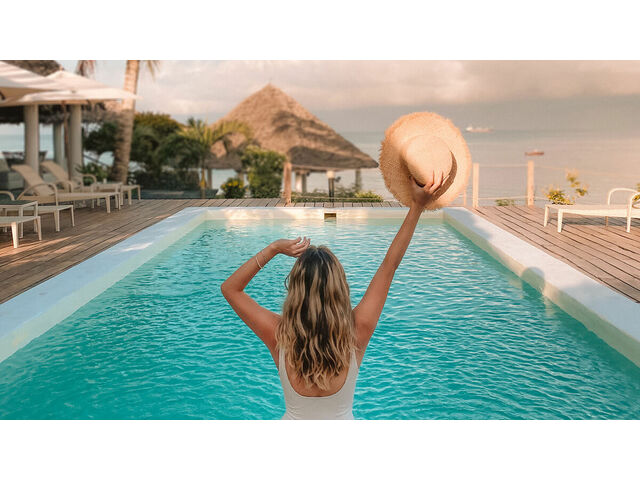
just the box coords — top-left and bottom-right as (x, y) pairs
(208, 84), (377, 172)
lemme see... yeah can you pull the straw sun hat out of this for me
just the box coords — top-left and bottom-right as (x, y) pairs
(380, 112), (471, 210)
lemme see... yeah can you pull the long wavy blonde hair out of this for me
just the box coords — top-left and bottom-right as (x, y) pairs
(276, 245), (355, 390)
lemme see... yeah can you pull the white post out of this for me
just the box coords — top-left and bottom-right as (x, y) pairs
(526, 159), (535, 207)
(23, 105), (40, 172)
(68, 104), (83, 180)
(301, 170), (308, 193)
(53, 122), (65, 168)
(472, 162), (480, 209)
(294, 171), (303, 192)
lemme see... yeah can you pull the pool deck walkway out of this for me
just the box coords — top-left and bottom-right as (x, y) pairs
(0, 199), (639, 304)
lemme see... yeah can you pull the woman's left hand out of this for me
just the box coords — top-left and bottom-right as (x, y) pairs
(271, 237), (311, 258)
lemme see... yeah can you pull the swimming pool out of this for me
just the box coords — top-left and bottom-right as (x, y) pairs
(1, 213), (639, 419)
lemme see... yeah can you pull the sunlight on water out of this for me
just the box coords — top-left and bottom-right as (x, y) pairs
(0, 219), (639, 419)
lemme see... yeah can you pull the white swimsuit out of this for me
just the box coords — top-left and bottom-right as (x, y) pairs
(278, 349), (359, 420)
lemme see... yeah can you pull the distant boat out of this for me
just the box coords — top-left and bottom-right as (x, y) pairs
(525, 150), (544, 156)
(465, 125), (493, 133)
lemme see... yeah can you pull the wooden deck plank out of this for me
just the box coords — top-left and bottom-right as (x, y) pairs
(475, 206), (640, 302)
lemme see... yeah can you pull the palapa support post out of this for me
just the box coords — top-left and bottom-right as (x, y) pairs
(301, 171), (308, 193)
(327, 169), (336, 200)
(472, 162), (480, 209)
(526, 159), (535, 207)
(283, 160), (292, 204)
(354, 168), (362, 191)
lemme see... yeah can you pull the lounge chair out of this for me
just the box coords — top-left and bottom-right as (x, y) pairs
(0, 190), (74, 232)
(11, 164), (121, 213)
(544, 188), (640, 233)
(41, 160), (141, 206)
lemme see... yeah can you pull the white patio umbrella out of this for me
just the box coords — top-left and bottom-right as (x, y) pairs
(0, 61), (66, 99)
(0, 70), (140, 176)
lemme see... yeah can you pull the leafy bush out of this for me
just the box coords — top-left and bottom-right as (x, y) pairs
(241, 146), (285, 198)
(76, 163), (110, 183)
(135, 111), (182, 138)
(495, 198), (516, 206)
(354, 190), (383, 202)
(221, 177), (246, 198)
(84, 122), (118, 157)
(291, 186), (383, 203)
(544, 170), (589, 205)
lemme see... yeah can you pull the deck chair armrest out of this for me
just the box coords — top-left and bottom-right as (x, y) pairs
(0, 190), (15, 200)
(56, 179), (76, 192)
(18, 182), (59, 205)
(607, 188), (639, 205)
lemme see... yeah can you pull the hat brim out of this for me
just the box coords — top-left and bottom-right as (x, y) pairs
(380, 112), (471, 210)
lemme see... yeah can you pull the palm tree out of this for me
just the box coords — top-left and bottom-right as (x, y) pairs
(76, 60), (160, 183)
(161, 118), (252, 197)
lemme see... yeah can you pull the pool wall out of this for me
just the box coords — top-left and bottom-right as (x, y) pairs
(0, 206), (638, 367)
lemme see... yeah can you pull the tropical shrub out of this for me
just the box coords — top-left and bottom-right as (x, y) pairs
(354, 190), (383, 202)
(221, 177), (246, 198)
(241, 146), (285, 198)
(544, 170), (588, 205)
(291, 185), (384, 203)
(495, 198), (516, 206)
(135, 111), (182, 138)
(76, 163), (110, 183)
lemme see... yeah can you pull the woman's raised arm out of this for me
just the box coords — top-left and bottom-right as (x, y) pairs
(353, 175), (443, 350)
(221, 237), (310, 354)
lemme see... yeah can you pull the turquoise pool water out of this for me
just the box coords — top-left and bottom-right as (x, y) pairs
(1, 218), (639, 419)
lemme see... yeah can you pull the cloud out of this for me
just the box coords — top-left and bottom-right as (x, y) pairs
(64, 60), (640, 116)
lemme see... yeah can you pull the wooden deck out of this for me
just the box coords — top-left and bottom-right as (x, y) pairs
(475, 206), (640, 303)
(1, 199), (638, 304)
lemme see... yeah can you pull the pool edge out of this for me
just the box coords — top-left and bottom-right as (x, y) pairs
(443, 207), (640, 367)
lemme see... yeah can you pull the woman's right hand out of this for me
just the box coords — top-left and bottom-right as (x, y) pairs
(409, 172), (444, 208)
(271, 237), (311, 258)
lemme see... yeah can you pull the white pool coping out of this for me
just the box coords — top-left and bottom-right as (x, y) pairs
(0, 206), (638, 368)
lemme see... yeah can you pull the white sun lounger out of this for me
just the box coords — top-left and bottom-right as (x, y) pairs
(544, 188), (640, 233)
(41, 160), (141, 206)
(11, 164), (121, 213)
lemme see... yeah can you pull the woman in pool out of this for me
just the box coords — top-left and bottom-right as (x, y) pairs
(220, 176), (442, 420)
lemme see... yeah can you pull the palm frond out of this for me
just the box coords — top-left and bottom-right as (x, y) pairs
(143, 60), (161, 79)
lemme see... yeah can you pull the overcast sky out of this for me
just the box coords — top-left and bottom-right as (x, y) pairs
(3, 60), (640, 134)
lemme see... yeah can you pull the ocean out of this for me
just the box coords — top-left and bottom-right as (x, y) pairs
(2, 128), (639, 205)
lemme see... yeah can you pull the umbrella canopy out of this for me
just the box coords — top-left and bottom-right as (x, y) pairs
(0, 70), (139, 106)
(0, 60), (66, 99)
(208, 84), (377, 172)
